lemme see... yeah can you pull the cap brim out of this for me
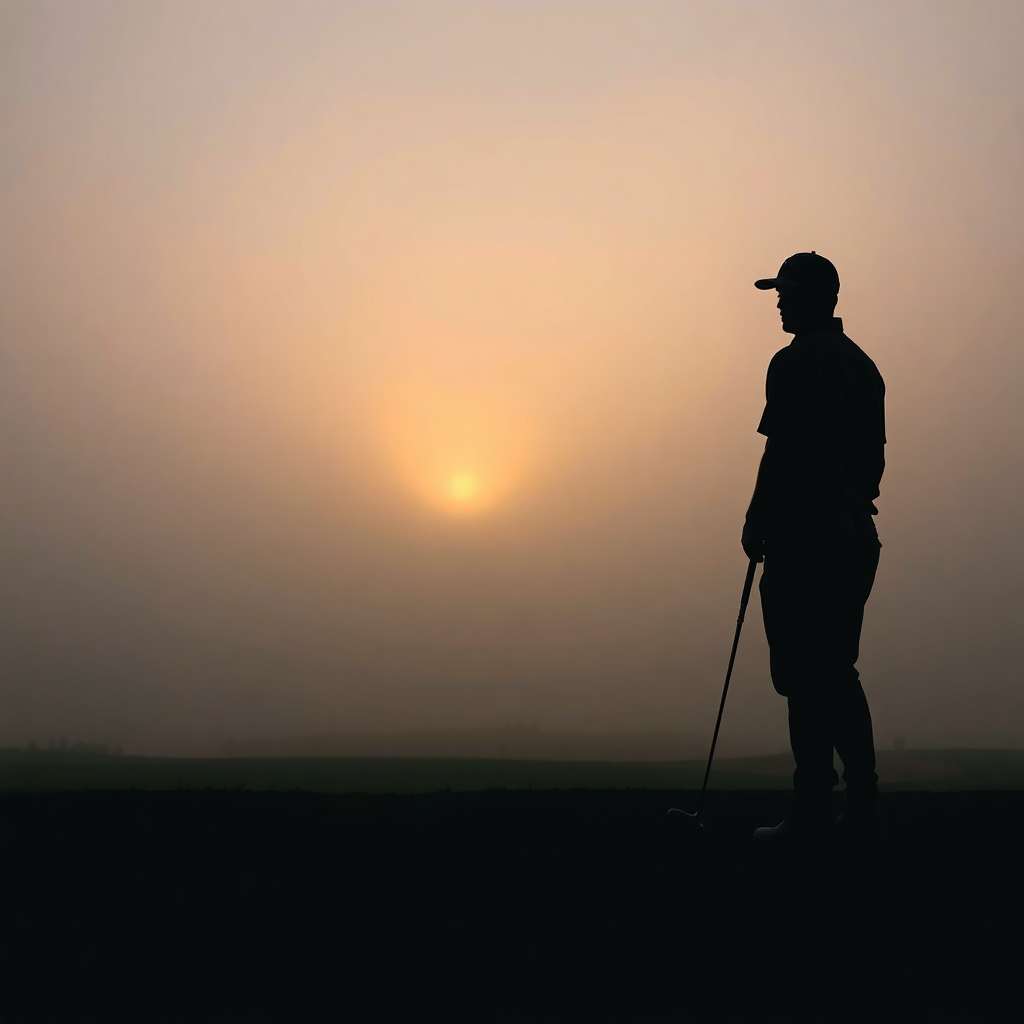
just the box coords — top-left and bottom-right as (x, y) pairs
(754, 276), (802, 290)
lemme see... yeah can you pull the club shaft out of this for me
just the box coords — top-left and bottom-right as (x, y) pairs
(696, 559), (758, 817)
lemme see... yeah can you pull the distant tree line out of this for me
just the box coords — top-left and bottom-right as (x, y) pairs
(23, 739), (123, 756)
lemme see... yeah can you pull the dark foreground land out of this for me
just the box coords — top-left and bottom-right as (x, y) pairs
(5, 747), (1024, 792)
(2, 789), (1023, 1022)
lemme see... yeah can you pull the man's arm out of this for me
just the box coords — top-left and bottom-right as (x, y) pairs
(741, 437), (780, 563)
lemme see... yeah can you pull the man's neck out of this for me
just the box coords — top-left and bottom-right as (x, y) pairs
(793, 315), (842, 337)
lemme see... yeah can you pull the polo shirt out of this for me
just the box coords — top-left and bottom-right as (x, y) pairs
(755, 317), (885, 528)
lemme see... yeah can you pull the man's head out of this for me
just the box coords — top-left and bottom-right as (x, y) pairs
(755, 252), (839, 335)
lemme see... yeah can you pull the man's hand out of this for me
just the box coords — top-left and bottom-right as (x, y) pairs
(741, 517), (765, 563)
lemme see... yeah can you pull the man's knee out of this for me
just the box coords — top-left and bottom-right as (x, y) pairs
(768, 651), (802, 697)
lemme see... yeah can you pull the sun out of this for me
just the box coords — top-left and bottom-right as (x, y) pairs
(447, 472), (480, 504)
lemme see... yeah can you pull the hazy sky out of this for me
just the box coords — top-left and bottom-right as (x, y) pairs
(2, 0), (1023, 754)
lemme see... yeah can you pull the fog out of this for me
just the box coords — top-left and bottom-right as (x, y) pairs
(2, 1), (1023, 755)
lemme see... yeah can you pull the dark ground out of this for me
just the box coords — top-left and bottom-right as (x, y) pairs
(2, 789), (1022, 1022)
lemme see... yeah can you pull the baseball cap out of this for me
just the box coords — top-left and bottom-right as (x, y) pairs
(754, 251), (840, 294)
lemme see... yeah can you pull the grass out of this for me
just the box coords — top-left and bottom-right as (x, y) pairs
(4, 786), (1024, 1021)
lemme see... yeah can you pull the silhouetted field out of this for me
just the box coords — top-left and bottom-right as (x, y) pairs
(1, 786), (1022, 1022)
(2, 747), (1024, 792)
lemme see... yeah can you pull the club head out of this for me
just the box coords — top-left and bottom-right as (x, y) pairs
(668, 807), (705, 830)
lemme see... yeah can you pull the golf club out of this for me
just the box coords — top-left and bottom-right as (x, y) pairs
(669, 558), (759, 829)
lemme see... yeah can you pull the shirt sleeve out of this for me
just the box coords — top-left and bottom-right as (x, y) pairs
(756, 349), (792, 438)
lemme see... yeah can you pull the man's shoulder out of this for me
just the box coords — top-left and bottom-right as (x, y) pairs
(765, 332), (882, 383)
(837, 331), (870, 359)
(838, 333), (884, 383)
(766, 344), (795, 373)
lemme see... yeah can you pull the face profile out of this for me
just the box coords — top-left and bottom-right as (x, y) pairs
(775, 286), (838, 335)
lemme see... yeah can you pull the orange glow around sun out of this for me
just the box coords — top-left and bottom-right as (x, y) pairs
(372, 377), (536, 517)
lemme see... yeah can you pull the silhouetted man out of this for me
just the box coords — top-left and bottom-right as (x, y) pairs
(743, 252), (886, 845)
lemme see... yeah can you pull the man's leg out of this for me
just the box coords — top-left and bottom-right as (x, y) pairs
(787, 689), (841, 814)
(760, 554), (839, 819)
(833, 677), (879, 808)
(831, 541), (881, 813)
